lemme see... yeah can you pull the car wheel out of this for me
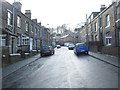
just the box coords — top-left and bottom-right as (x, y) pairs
(53, 51), (54, 55)
(75, 52), (79, 55)
(86, 51), (88, 55)
(41, 53), (44, 57)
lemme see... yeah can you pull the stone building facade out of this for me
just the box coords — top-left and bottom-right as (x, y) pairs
(78, 1), (120, 56)
(1, 0), (53, 64)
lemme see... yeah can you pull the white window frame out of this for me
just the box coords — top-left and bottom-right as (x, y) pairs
(7, 10), (13, 26)
(94, 22), (97, 32)
(1, 35), (6, 46)
(116, 6), (120, 20)
(22, 35), (29, 45)
(35, 28), (37, 35)
(17, 15), (21, 28)
(25, 21), (29, 31)
(17, 36), (21, 46)
(105, 14), (110, 28)
(31, 24), (33, 33)
(105, 37), (112, 46)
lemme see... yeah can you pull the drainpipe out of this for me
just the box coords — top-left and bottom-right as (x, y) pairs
(113, 2), (118, 47)
(11, 6), (15, 54)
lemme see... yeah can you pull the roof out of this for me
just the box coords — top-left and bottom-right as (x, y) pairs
(60, 35), (69, 39)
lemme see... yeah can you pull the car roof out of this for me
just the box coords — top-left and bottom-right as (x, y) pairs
(76, 43), (85, 45)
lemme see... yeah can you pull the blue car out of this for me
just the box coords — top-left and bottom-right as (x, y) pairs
(74, 43), (89, 55)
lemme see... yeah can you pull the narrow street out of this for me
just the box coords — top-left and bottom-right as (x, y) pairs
(3, 47), (118, 88)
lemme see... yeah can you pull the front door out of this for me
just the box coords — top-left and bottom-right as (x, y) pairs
(30, 38), (33, 50)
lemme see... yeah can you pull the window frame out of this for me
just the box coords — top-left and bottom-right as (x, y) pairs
(17, 15), (21, 28)
(30, 24), (34, 33)
(116, 6), (120, 20)
(94, 22), (97, 32)
(35, 27), (37, 35)
(25, 21), (29, 32)
(7, 9), (13, 26)
(105, 14), (110, 28)
(105, 31), (112, 46)
(22, 35), (29, 45)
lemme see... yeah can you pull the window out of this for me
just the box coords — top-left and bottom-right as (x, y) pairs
(17, 36), (21, 46)
(95, 35), (98, 41)
(34, 39), (37, 48)
(25, 21), (29, 31)
(94, 22), (97, 32)
(1, 35), (6, 46)
(17, 15), (21, 28)
(105, 32), (112, 46)
(7, 10), (13, 26)
(22, 35), (29, 45)
(30, 24), (33, 33)
(2, 39), (6, 46)
(116, 6), (120, 20)
(106, 38), (112, 45)
(35, 28), (37, 35)
(106, 14), (110, 27)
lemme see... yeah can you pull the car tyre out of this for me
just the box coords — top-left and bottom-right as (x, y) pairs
(86, 51), (88, 55)
(53, 51), (54, 54)
(41, 53), (44, 57)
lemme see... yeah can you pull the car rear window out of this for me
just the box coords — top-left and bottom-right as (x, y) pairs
(77, 44), (86, 47)
(42, 46), (49, 50)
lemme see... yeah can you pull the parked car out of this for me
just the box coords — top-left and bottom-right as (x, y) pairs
(41, 45), (54, 56)
(56, 45), (61, 48)
(68, 44), (75, 50)
(74, 43), (88, 55)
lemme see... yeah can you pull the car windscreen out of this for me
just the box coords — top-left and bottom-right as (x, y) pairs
(42, 46), (49, 50)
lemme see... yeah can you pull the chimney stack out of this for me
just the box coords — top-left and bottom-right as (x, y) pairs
(100, 5), (106, 12)
(38, 22), (41, 26)
(111, 0), (116, 3)
(25, 10), (31, 19)
(12, 1), (22, 11)
(32, 19), (37, 23)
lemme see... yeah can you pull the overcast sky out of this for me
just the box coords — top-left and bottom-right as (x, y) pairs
(6, 0), (112, 29)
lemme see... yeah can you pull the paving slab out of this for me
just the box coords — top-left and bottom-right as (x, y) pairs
(89, 51), (119, 68)
(2, 54), (40, 78)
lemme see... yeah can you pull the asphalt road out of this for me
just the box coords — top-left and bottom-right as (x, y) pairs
(2, 47), (118, 88)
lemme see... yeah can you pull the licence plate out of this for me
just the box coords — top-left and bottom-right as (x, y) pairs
(80, 50), (85, 52)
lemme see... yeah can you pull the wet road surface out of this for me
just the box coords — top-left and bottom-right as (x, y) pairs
(2, 47), (118, 88)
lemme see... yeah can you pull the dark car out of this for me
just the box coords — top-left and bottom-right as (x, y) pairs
(74, 43), (88, 55)
(41, 45), (54, 56)
(68, 44), (75, 50)
(56, 45), (61, 48)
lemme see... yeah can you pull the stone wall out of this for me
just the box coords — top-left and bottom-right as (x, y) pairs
(87, 41), (119, 57)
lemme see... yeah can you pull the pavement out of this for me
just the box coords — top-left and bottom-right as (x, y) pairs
(2, 54), (41, 78)
(1, 51), (119, 78)
(89, 51), (119, 68)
